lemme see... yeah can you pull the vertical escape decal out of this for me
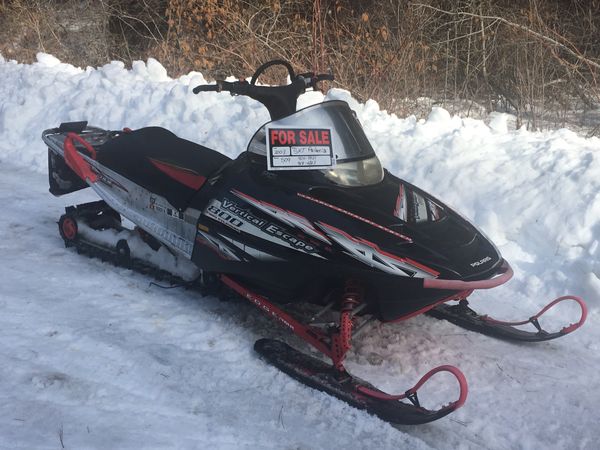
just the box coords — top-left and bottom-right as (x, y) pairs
(202, 194), (325, 257)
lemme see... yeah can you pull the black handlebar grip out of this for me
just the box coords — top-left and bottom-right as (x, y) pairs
(192, 84), (219, 94)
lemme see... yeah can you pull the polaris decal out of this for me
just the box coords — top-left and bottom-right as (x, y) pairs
(203, 197), (320, 255)
(266, 126), (335, 170)
(470, 256), (492, 267)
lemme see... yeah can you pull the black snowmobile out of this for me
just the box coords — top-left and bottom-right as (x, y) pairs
(43, 60), (587, 425)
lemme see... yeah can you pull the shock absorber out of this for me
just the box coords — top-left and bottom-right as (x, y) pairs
(331, 279), (363, 372)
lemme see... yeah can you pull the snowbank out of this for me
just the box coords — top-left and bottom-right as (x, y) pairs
(1, 53), (598, 307)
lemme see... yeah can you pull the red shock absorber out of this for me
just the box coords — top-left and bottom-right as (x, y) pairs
(331, 279), (363, 372)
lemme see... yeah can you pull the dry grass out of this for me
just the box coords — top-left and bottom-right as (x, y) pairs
(1, 0), (598, 131)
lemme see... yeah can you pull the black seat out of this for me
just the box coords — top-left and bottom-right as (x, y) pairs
(97, 127), (231, 210)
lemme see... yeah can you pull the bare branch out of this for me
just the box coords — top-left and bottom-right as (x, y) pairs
(411, 2), (600, 70)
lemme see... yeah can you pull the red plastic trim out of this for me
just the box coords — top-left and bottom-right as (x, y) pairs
(357, 364), (468, 410)
(220, 274), (335, 360)
(63, 132), (98, 183)
(67, 132), (97, 159)
(393, 183), (405, 218)
(483, 295), (588, 334)
(149, 158), (206, 190)
(423, 260), (513, 290)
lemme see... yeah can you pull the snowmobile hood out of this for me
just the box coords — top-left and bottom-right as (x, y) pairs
(242, 106), (502, 282)
(299, 170), (504, 281)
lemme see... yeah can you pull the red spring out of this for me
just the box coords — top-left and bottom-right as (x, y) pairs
(332, 280), (363, 370)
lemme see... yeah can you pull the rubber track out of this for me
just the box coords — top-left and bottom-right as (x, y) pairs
(65, 236), (201, 290)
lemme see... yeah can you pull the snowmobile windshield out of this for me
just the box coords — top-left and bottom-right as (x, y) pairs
(247, 101), (384, 186)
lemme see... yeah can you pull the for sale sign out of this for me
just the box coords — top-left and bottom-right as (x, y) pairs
(266, 126), (335, 170)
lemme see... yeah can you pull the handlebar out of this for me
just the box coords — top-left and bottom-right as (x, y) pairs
(191, 64), (334, 121)
(192, 73), (333, 95)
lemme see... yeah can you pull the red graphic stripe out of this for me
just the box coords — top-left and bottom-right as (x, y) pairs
(318, 221), (439, 277)
(393, 184), (404, 218)
(149, 158), (206, 190)
(232, 189), (330, 242)
(298, 193), (412, 242)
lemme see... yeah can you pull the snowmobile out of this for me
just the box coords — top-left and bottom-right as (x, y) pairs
(43, 60), (587, 425)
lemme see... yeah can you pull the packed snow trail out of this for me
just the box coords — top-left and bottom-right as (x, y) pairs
(0, 54), (599, 449)
(0, 166), (434, 449)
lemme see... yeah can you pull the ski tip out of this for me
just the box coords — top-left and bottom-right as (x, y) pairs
(553, 295), (588, 335)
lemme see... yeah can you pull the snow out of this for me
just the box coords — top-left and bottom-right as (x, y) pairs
(0, 54), (599, 449)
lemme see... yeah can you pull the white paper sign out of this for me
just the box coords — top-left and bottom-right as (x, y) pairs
(266, 127), (335, 170)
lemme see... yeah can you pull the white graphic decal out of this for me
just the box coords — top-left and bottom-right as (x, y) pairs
(203, 196), (325, 258)
(196, 229), (241, 261)
(232, 190), (330, 244)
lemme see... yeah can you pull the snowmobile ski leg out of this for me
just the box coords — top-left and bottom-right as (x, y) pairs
(221, 275), (468, 425)
(427, 296), (587, 342)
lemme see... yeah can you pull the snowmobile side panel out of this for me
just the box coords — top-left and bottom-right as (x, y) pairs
(86, 161), (201, 258)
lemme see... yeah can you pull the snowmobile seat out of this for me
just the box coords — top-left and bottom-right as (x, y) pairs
(97, 127), (231, 210)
